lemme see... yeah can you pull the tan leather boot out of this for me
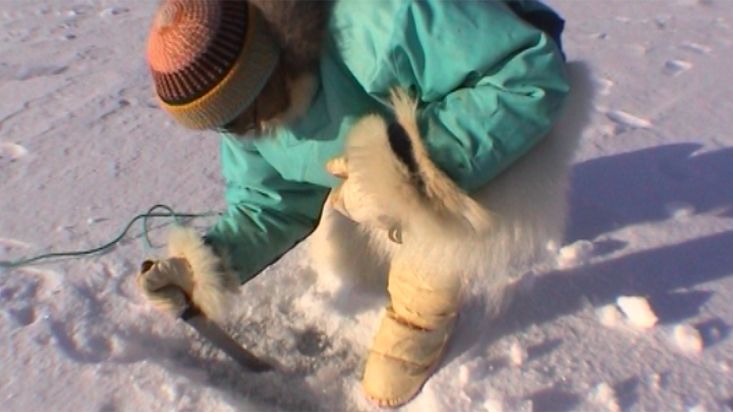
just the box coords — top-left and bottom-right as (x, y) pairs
(362, 258), (462, 408)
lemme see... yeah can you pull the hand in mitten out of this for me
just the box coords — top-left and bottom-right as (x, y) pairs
(326, 88), (491, 240)
(135, 226), (237, 323)
(327, 157), (377, 223)
(327, 154), (408, 244)
(136, 257), (194, 317)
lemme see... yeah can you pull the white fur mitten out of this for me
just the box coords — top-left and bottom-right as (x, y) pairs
(326, 88), (491, 240)
(136, 226), (238, 323)
(326, 156), (400, 234)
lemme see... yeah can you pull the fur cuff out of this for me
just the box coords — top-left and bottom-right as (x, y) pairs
(344, 89), (492, 236)
(167, 226), (238, 324)
(341, 89), (492, 278)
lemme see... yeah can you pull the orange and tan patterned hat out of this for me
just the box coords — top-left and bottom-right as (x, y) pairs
(146, 0), (279, 130)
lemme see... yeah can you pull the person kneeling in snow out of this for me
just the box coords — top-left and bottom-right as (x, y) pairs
(137, 0), (569, 407)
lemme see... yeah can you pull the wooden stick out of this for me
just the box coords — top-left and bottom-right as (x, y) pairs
(181, 306), (274, 372)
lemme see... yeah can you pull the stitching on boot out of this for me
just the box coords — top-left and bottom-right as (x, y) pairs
(391, 306), (457, 332)
(368, 351), (432, 371)
(390, 311), (432, 332)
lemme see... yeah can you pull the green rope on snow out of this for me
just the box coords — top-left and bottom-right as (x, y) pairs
(0, 204), (220, 269)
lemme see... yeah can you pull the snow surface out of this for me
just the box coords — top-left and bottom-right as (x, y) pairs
(2, 0), (733, 411)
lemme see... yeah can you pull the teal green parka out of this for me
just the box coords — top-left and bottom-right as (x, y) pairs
(205, 0), (570, 283)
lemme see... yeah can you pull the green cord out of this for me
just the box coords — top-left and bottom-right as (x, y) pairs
(0, 204), (220, 269)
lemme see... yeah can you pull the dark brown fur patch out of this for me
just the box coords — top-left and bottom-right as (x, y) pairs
(387, 122), (426, 195)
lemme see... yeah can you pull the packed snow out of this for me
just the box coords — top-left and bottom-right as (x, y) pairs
(2, 0), (733, 411)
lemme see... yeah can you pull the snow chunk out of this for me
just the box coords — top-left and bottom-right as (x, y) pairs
(665, 202), (695, 219)
(483, 397), (505, 412)
(513, 398), (533, 412)
(663, 59), (693, 76)
(616, 296), (658, 329)
(99, 6), (128, 18)
(606, 110), (653, 129)
(688, 403), (707, 412)
(648, 373), (663, 390)
(588, 382), (621, 412)
(160, 382), (180, 402)
(508, 340), (527, 366)
(488, 396), (531, 412)
(557, 240), (594, 268)
(720, 360), (732, 373)
(0, 142), (28, 161)
(458, 365), (471, 385)
(597, 304), (624, 327)
(673, 324), (704, 354)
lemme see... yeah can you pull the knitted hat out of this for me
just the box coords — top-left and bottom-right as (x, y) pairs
(146, 0), (280, 130)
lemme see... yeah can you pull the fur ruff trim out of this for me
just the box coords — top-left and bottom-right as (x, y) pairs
(262, 71), (318, 130)
(167, 226), (238, 324)
(387, 89), (493, 234)
(249, 0), (333, 69)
